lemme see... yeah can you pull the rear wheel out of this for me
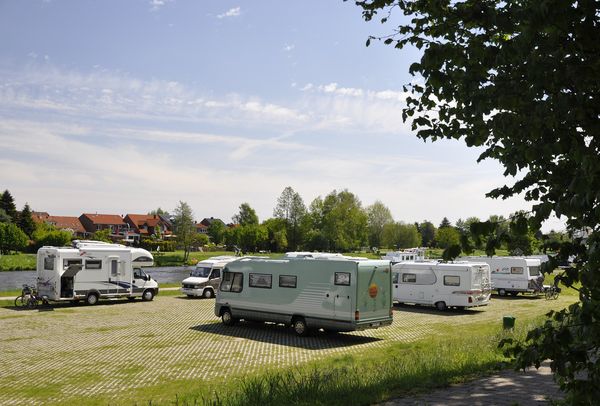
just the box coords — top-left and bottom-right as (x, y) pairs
(86, 293), (99, 306)
(293, 318), (309, 336)
(203, 289), (214, 299)
(498, 288), (507, 297)
(142, 289), (154, 301)
(435, 301), (447, 311)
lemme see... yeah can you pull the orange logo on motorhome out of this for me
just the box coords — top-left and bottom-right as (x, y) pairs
(368, 283), (378, 298)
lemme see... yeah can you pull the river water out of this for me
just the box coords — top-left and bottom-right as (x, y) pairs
(0, 266), (194, 292)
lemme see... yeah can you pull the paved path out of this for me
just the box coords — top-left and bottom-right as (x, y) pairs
(380, 361), (562, 406)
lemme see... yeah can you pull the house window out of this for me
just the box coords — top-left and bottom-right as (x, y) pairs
(221, 272), (243, 293)
(85, 260), (102, 270)
(334, 272), (351, 286)
(279, 275), (297, 288)
(444, 275), (460, 286)
(249, 273), (272, 289)
(511, 267), (524, 274)
(402, 273), (416, 283)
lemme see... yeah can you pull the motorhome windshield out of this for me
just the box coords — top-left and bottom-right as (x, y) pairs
(529, 266), (540, 276)
(191, 267), (212, 278)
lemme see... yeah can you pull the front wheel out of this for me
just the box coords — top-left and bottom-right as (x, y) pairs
(86, 293), (99, 305)
(497, 288), (507, 297)
(221, 309), (236, 326)
(203, 289), (214, 299)
(14, 296), (25, 308)
(142, 289), (154, 301)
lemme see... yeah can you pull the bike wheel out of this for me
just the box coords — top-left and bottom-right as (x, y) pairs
(27, 297), (37, 308)
(14, 295), (25, 307)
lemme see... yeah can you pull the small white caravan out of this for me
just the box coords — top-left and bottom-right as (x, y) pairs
(215, 258), (393, 335)
(460, 256), (544, 296)
(181, 256), (238, 298)
(391, 261), (492, 310)
(37, 241), (159, 305)
(382, 248), (426, 264)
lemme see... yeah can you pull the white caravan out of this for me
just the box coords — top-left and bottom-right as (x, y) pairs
(215, 258), (393, 336)
(181, 256), (238, 298)
(382, 248), (426, 264)
(460, 256), (544, 296)
(36, 241), (159, 305)
(391, 261), (492, 310)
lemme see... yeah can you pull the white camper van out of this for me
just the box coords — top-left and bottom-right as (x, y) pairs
(215, 258), (393, 336)
(181, 256), (238, 298)
(382, 248), (426, 264)
(36, 241), (159, 305)
(460, 256), (544, 296)
(391, 261), (492, 310)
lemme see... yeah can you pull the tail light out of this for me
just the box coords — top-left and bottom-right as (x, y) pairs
(355, 310), (360, 321)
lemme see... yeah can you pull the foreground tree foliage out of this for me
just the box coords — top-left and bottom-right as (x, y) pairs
(172, 201), (196, 263)
(355, 0), (600, 403)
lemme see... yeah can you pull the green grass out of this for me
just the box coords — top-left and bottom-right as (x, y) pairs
(130, 318), (540, 406)
(153, 250), (282, 266)
(0, 253), (36, 271)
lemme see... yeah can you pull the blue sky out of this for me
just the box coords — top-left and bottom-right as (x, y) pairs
(0, 1), (564, 231)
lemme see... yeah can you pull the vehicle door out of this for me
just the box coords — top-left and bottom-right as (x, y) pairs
(108, 256), (121, 295)
(333, 271), (352, 319)
(132, 268), (147, 294)
(209, 267), (222, 290)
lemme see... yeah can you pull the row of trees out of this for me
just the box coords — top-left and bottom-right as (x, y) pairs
(173, 186), (566, 255)
(0, 189), (80, 254)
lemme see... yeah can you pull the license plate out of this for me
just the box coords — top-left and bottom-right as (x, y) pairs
(372, 322), (380, 327)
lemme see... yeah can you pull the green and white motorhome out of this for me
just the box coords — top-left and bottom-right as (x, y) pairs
(214, 258), (393, 336)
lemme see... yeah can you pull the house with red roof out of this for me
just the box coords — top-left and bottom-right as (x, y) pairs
(124, 214), (172, 242)
(32, 212), (90, 237)
(79, 213), (127, 236)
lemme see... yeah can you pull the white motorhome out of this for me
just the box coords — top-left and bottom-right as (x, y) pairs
(181, 256), (238, 298)
(460, 256), (544, 296)
(392, 261), (492, 310)
(36, 241), (159, 305)
(215, 258), (393, 336)
(382, 248), (426, 264)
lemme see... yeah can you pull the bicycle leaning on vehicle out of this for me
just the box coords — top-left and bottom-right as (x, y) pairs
(14, 284), (48, 308)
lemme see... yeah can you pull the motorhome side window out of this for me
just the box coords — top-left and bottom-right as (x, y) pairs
(110, 259), (119, 276)
(279, 275), (297, 288)
(334, 272), (351, 286)
(221, 272), (243, 293)
(133, 256), (152, 263)
(444, 275), (460, 286)
(402, 273), (416, 283)
(392, 273), (399, 284)
(249, 273), (272, 289)
(64, 259), (82, 267)
(511, 267), (524, 274)
(44, 256), (54, 270)
(85, 260), (102, 270)
(529, 266), (540, 276)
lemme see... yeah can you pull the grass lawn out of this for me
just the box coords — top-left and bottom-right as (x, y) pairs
(0, 253), (36, 271)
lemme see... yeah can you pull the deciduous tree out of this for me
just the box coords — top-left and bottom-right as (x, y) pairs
(232, 203), (259, 226)
(273, 187), (306, 250)
(367, 201), (394, 248)
(355, 1), (600, 401)
(173, 201), (196, 263)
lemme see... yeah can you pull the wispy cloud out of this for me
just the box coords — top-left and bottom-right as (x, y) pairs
(217, 6), (241, 19)
(283, 44), (295, 52)
(149, 0), (174, 12)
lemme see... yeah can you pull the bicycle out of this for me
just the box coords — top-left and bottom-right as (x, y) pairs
(14, 284), (47, 308)
(544, 285), (561, 300)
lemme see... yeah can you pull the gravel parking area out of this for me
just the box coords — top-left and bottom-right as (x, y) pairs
(0, 294), (573, 405)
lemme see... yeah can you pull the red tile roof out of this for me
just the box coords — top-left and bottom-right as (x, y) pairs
(47, 216), (86, 233)
(81, 213), (125, 225)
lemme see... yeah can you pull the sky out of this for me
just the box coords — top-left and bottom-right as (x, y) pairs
(0, 0), (564, 231)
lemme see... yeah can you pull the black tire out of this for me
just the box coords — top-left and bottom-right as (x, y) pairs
(14, 295), (24, 308)
(221, 309), (236, 326)
(27, 297), (37, 309)
(435, 301), (447, 311)
(86, 292), (99, 306)
(293, 317), (309, 336)
(498, 288), (507, 297)
(142, 289), (154, 301)
(202, 289), (214, 299)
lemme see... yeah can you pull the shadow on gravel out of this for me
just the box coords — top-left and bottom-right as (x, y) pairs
(393, 303), (487, 317)
(492, 294), (544, 300)
(190, 321), (382, 350)
(2, 298), (134, 312)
